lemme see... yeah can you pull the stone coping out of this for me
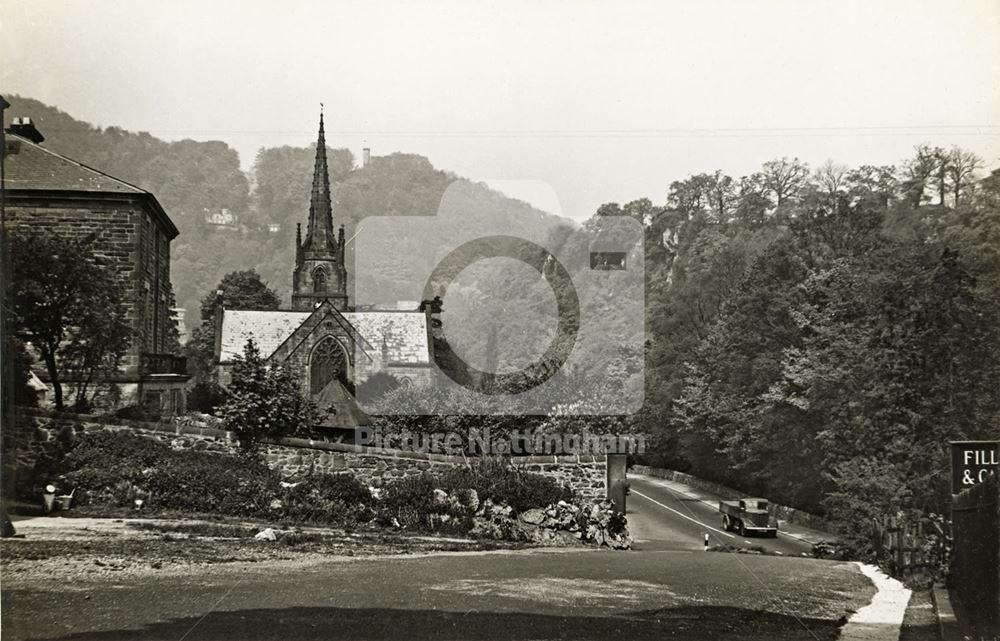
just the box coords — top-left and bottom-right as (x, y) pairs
(17, 407), (608, 466)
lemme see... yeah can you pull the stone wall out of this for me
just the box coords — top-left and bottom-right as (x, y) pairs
(9, 410), (608, 501)
(630, 464), (832, 532)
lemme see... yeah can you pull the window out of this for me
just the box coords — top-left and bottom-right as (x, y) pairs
(310, 336), (348, 395)
(313, 269), (327, 293)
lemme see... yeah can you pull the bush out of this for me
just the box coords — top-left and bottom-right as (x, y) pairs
(57, 431), (279, 516)
(355, 372), (401, 402)
(276, 474), (374, 524)
(59, 431), (172, 503)
(378, 475), (443, 528)
(220, 339), (317, 451)
(438, 458), (573, 513)
(53, 431), (380, 524)
(188, 382), (228, 415)
(143, 452), (279, 516)
(111, 405), (162, 422)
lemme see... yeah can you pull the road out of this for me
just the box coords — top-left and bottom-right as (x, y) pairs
(2, 547), (873, 641)
(1, 476), (876, 641)
(626, 474), (818, 556)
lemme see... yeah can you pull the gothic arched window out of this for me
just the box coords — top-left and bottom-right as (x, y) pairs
(313, 268), (327, 293)
(310, 336), (348, 395)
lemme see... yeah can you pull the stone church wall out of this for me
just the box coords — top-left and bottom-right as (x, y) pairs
(10, 410), (608, 501)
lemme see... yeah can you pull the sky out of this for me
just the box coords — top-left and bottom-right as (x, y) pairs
(2, 0), (999, 220)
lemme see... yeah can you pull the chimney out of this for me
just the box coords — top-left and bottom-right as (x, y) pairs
(362, 147), (370, 168)
(8, 117), (44, 144)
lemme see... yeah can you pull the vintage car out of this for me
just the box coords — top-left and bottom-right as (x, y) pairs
(719, 497), (778, 537)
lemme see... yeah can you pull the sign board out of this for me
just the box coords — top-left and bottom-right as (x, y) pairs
(950, 441), (1000, 494)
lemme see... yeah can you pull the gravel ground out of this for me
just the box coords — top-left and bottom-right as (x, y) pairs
(0, 515), (524, 585)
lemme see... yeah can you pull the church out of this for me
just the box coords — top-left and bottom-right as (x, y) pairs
(213, 112), (435, 427)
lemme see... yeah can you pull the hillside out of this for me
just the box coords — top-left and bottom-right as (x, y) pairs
(3, 96), (572, 330)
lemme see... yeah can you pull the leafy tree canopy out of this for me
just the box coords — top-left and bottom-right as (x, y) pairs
(8, 231), (131, 411)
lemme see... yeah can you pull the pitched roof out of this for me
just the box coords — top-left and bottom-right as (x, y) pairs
(219, 309), (430, 365)
(349, 312), (431, 365)
(3, 133), (180, 238)
(4, 133), (148, 194)
(219, 310), (310, 362)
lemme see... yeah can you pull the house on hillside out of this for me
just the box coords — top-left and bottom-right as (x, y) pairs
(3, 116), (190, 415)
(204, 208), (238, 227)
(214, 111), (434, 430)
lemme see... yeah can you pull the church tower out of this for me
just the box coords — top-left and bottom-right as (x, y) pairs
(292, 109), (348, 311)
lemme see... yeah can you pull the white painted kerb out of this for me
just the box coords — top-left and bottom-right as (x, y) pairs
(838, 562), (912, 641)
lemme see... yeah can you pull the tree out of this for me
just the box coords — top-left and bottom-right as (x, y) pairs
(163, 284), (182, 356)
(947, 147), (982, 206)
(184, 325), (219, 383)
(813, 160), (849, 203)
(186, 269), (283, 383)
(763, 244), (998, 516)
(844, 165), (897, 207)
(198, 269), (281, 322)
(8, 232), (131, 411)
(734, 174), (771, 228)
(355, 371), (401, 403)
(219, 338), (318, 451)
(760, 157), (810, 208)
(901, 144), (940, 207)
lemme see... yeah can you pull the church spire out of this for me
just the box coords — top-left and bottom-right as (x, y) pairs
(292, 107), (349, 312)
(304, 106), (335, 253)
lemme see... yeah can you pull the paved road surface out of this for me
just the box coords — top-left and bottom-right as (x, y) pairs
(2, 547), (873, 641)
(2, 476), (873, 641)
(626, 474), (818, 556)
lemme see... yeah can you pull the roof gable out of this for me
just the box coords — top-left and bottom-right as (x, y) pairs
(268, 300), (374, 364)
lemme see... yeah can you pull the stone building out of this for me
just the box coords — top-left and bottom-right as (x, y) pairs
(215, 112), (433, 428)
(3, 117), (189, 414)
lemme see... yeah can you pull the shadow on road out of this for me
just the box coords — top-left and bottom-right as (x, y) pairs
(38, 605), (861, 641)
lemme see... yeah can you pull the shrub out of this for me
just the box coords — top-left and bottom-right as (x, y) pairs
(57, 431), (279, 516)
(143, 451), (279, 516)
(111, 405), (162, 422)
(378, 475), (443, 528)
(188, 382), (228, 415)
(312, 473), (373, 505)
(276, 474), (374, 524)
(54, 431), (379, 524)
(59, 431), (172, 504)
(220, 338), (318, 451)
(355, 372), (401, 402)
(438, 458), (573, 513)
